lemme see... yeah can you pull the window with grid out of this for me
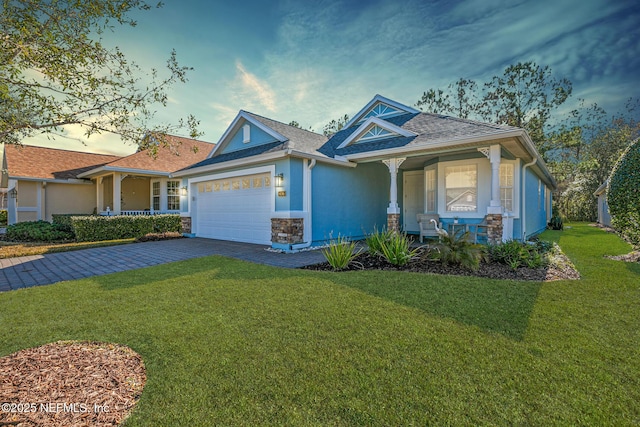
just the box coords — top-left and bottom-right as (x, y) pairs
(167, 181), (180, 211)
(500, 163), (514, 212)
(152, 181), (160, 211)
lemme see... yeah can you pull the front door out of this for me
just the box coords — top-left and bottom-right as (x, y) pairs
(403, 170), (424, 233)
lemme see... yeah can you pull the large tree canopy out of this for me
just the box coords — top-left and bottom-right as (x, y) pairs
(0, 0), (199, 148)
(416, 61), (572, 150)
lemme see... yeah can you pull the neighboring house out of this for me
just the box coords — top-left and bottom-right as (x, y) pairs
(594, 180), (612, 227)
(1, 136), (213, 225)
(77, 136), (214, 217)
(174, 95), (556, 249)
(1, 144), (121, 224)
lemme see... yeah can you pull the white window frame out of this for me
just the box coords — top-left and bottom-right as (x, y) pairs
(151, 180), (161, 211)
(167, 180), (181, 211)
(444, 164), (478, 213)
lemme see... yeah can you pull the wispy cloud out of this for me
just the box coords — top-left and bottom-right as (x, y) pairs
(234, 61), (277, 112)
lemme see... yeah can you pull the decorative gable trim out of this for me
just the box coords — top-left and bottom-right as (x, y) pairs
(337, 117), (417, 149)
(208, 110), (288, 158)
(344, 94), (420, 129)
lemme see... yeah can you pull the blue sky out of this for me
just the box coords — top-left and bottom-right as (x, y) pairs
(26, 0), (640, 155)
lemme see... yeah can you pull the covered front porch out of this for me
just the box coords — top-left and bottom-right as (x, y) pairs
(89, 172), (185, 216)
(378, 143), (519, 243)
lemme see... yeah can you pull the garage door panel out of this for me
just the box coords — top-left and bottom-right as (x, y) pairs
(195, 173), (272, 245)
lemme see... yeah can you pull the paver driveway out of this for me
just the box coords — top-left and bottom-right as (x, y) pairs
(0, 238), (326, 292)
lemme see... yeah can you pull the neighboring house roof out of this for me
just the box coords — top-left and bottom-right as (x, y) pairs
(78, 136), (214, 178)
(2, 144), (121, 181)
(104, 136), (214, 173)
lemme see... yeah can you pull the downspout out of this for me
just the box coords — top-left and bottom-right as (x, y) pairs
(291, 158), (317, 250)
(521, 158), (537, 241)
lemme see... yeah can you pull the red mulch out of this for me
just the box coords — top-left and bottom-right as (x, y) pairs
(0, 341), (145, 427)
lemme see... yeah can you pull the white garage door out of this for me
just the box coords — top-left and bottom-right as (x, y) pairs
(195, 173), (272, 244)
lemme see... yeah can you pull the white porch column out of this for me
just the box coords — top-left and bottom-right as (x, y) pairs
(7, 179), (18, 225)
(382, 157), (406, 214)
(480, 145), (503, 215)
(96, 177), (104, 213)
(113, 172), (122, 214)
(382, 157), (406, 232)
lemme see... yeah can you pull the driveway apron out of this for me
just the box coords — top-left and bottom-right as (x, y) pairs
(0, 238), (326, 292)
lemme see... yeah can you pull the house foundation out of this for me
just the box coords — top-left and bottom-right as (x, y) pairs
(271, 218), (304, 245)
(485, 213), (503, 244)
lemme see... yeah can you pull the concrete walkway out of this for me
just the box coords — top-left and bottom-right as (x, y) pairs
(0, 238), (327, 292)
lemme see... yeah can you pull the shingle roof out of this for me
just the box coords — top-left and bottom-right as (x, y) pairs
(182, 141), (285, 170)
(319, 112), (519, 158)
(245, 112), (328, 155)
(3, 145), (121, 180)
(104, 136), (214, 173)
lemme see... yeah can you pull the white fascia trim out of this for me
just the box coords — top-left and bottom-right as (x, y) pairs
(344, 94), (421, 129)
(337, 117), (417, 149)
(172, 151), (287, 177)
(187, 164), (275, 184)
(208, 111), (288, 158)
(286, 150), (357, 168)
(9, 176), (94, 185)
(77, 166), (170, 178)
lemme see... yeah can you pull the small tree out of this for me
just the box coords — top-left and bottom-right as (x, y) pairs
(607, 138), (640, 249)
(1, 0), (200, 149)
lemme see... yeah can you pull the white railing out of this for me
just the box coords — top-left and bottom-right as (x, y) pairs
(99, 210), (173, 216)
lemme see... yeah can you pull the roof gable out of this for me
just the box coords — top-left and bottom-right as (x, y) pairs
(344, 94), (420, 128)
(208, 111), (288, 158)
(337, 117), (417, 149)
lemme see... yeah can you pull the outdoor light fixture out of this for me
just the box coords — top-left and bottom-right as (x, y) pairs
(274, 173), (284, 187)
(8, 188), (17, 199)
(181, 186), (188, 196)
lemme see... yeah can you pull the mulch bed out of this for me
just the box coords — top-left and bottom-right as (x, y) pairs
(0, 341), (146, 427)
(303, 251), (580, 281)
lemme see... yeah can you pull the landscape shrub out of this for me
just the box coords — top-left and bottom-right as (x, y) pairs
(365, 228), (394, 256)
(52, 214), (92, 235)
(548, 214), (563, 230)
(608, 138), (640, 249)
(429, 231), (486, 271)
(321, 235), (361, 271)
(377, 232), (420, 267)
(5, 220), (74, 242)
(71, 214), (181, 242)
(0, 210), (7, 226)
(488, 240), (549, 270)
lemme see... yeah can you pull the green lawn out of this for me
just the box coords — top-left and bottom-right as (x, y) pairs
(1, 223), (638, 426)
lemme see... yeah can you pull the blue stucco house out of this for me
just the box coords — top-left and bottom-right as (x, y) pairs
(174, 95), (556, 250)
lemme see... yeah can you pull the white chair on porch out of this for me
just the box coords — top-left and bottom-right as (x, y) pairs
(416, 214), (442, 243)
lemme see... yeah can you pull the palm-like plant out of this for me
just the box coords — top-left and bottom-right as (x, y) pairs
(430, 231), (487, 271)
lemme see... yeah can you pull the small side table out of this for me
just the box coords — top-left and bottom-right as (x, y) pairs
(448, 223), (468, 238)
